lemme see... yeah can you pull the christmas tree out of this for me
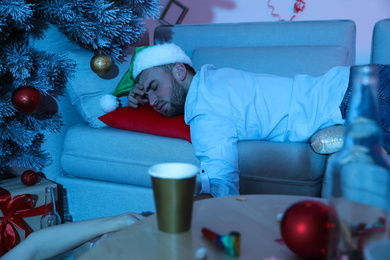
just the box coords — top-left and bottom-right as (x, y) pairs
(0, 0), (160, 179)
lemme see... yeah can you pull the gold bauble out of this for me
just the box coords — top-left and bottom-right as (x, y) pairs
(90, 51), (112, 75)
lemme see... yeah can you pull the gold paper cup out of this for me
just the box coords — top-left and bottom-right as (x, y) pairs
(149, 163), (199, 233)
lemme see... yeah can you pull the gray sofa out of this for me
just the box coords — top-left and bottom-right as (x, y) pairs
(36, 19), (362, 221)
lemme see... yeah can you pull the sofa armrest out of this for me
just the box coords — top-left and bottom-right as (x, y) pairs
(371, 19), (390, 64)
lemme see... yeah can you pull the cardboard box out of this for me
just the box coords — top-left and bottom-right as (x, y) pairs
(0, 177), (63, 255)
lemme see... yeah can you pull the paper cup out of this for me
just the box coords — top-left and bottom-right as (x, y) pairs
(149, 163), (199, 233)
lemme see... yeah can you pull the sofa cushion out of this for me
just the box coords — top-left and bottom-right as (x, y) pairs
(191, 45), (349, 77)
(61, 123), (198, 187)
(98, 105), (191, 142)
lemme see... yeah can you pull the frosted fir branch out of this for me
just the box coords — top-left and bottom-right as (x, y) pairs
(38, 0), (160, 62)
(87, 0), (119, 23)
(30, 51), (76, 95)
(0, 92), (16, 121)
(127, 0), (161, 19)
(11, 133), (52, 170)
(0, 0), (34, 30)
(2, 117), (38, 146)
(24, 112), (62, 133)
(0, 12), (6, 31)
(0, 106), (15, 124)
(5, 43), (34, 81)
(9, 146), (52, 170)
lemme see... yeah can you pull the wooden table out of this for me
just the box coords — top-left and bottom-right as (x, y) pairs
(78, 194), (327, 260)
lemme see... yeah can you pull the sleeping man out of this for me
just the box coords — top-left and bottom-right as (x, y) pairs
(115, 43), (390, 200)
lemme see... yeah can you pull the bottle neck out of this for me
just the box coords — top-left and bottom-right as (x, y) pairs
(344, 65), (383, 151)
(44, 187), (56, 214)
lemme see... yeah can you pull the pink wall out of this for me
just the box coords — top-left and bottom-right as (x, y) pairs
(144, 0), (390, 65)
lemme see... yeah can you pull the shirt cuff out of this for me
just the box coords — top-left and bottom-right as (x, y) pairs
(199, 170), (210, 194)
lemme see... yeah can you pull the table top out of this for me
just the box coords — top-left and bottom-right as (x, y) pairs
(78, 194), (327, 260)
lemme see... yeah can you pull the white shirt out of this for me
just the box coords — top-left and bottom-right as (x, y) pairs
(184, 64), (350, 197)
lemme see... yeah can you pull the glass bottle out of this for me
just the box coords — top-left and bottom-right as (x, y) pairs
(40, 186), (61, 229)
(327, 65), (390, 260)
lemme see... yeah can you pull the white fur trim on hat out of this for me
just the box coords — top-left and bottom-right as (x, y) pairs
(132, 43), (192, 79)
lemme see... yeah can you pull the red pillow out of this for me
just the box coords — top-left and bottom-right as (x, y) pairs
(98, 105), (191, 143)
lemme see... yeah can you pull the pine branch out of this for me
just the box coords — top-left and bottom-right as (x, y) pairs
(126, 0), (161, 18)
(30, 51), (76, 96)
(5, 42), (34, 81)
(2, 117), (37, 147)
(25, 112), (62, 133)
(0, 0), (34, 30)
(37, 0), (161, 61)
(0, 132), (51, 170)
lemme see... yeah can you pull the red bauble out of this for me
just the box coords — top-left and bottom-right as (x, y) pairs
(280, 200), (329, 258)
(12, 85), (42, 114)
(21, 170), (38, 186)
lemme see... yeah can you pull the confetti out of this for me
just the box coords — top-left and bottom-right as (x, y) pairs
(236, 196), (247, 201)
(195, 247), (207, 259)
(201, 227), (240, 257)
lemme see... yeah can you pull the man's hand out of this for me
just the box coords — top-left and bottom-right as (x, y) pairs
(127, 83), (149, 108)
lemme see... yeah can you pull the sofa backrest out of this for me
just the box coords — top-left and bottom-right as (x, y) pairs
(154, 20), (356, 77)
(371, 19), (390, 64)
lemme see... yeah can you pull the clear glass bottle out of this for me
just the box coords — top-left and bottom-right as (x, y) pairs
(40, 186), (61, 229)
(327, 65), (390, 260)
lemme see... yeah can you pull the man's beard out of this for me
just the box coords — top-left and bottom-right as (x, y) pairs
(159, 75), (187, 117)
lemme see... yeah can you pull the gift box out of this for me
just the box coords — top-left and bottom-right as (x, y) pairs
(0, 177), (64, 256)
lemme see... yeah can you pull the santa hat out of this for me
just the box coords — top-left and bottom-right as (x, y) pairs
(101, 43), (192, 113)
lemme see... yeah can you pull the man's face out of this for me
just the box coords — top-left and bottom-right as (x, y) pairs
(139, 66), (187, 117)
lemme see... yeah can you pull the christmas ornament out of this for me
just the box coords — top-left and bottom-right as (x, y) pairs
(11, 84), (42, 114)
(90, 50), (112, 75)
(280, 200), (329, 258)
(36, 171), (47, 183)
(267, 0), (306, 21)
(21, 170), (38, 186)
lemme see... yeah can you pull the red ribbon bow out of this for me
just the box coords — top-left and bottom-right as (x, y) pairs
(0, 187), (45, 255)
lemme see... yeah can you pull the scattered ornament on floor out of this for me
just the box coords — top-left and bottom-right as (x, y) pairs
(280, 200), (329, 258)
(21, 170), (38, 186)
(90, 49), (112, 75)
(12, 84), (42, 114)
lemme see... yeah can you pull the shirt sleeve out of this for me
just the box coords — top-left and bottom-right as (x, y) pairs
(189, 114), (240, 197)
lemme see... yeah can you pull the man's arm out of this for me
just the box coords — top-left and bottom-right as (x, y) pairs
(189, 114), (240, 197)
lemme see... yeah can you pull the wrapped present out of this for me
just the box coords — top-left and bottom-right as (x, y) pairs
(0, 177), (63, 255)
